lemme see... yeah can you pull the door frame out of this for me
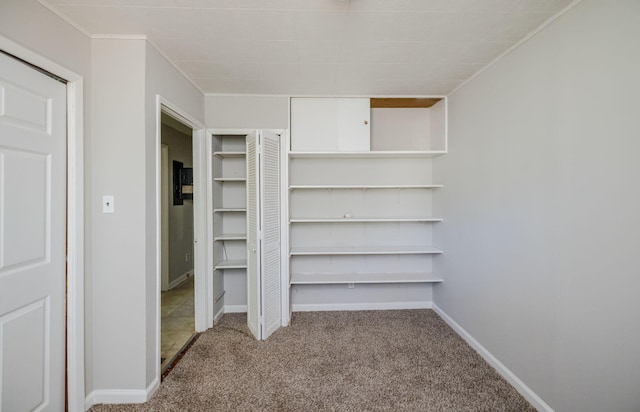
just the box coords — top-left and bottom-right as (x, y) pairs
(154, 96), (207, 384)
(0, 36), (85, 411)
(160, 144), (169, 292)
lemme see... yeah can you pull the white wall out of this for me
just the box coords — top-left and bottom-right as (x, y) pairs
(205, 95), (289, 129)
(434, 1), (640, 411)
(90, 38), (204, 397)
(91, 38), (148, 392)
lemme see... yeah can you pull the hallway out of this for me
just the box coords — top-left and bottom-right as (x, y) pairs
(161, 276), (194, 371)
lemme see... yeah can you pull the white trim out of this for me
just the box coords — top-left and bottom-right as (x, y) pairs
(449, 0), (583, 96)
(0, 35), (86, 412)
(145, 38), (205, 96)
(213, 305), (225, 324)
(204, 130), (216, 327)
(167, 270), (193, 290)
(292, 301), (432, 312)
(160, 144), (170, 292)
(155, 95), (205, 399)
(432, 304), (554, 412)
(280, 128), (290, 326)
(90, 34), (147, 40)
(205, 93), (448, 99)
(35, 0), (92, 38)
(91, 35), (204, 96)
(85, 378), (160, 409)
(224, 305), (248, 313)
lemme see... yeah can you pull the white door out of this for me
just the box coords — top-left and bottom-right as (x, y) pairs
(259, 131), (281, 339)
(246, 131), (282, 340)
(246, 131), (261, 339)
(0, 52), (67, 410)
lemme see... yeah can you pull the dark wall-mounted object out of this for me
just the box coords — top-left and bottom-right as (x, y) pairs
(173, 161), (193, 205)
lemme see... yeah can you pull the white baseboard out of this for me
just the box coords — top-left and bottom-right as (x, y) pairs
(292, 301), (431, 312)
(224, 304), (247, 313)
(85, 378), (159, 409)
(168, 270), (193, 290)
(432, 304), (553, 412)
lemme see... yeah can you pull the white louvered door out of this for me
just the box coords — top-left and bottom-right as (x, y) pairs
(259, 131), (281, 339)
(246, 131), (261, 339)
(246, 130), (281, 340)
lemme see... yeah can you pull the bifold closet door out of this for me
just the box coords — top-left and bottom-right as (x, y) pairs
(246, 130), (282, 340)
(260, 131), (281, 340)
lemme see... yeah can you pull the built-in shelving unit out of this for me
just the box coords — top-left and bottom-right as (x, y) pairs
(289, 184), (443, 190)
(212, 132), (250, 312)
(214, 233), (247, 241)
(214, 259), (247, 270)
(290, 272), (443, 285)
(288, 96), (447, 310)
(290, 246), (443, 255)
(213, 151), (246, 158)
(290, 217), (442, 223)
(289, 151), (446, 159)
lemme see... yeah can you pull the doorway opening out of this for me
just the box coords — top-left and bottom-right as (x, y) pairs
(160, 112), (196, 372)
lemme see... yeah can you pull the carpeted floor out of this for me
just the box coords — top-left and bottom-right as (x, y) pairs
(91, 310), (534, 411)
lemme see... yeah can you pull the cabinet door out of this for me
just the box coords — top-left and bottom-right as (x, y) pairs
(291, 98), (370, 152)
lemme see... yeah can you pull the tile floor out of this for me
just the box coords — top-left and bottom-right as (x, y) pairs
(161, 276), (195, 371)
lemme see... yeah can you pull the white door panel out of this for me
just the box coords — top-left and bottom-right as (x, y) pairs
(246, 131), (282, 340)
(0, 52), (66, 411)
(260, 131), (281, 339)
(246, 132), (260, 340)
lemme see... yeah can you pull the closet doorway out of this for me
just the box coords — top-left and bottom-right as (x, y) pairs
(160, 112), (196, 371)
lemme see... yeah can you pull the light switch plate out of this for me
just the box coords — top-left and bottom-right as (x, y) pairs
(103, 195), (114, 213)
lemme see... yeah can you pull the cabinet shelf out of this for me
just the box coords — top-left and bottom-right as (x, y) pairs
(213, 208), (246, 213)
(213, 151), (246, 158)
(214, 177), (246, 182)
(289, 151), (446, 159)
(289, 184), (442, 190)
(290, 246), (443, 256)
(214, 259), (247, 270)
(290, 217), (442, 223)
(214, 233), (247, 241)
(290, 272), (443, 285)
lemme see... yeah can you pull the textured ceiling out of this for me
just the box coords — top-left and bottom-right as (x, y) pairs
(40, 0), (575, 95)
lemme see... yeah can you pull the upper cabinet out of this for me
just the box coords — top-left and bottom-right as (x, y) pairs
(290, 97), (370, 152)
(290, 97), (447, 154)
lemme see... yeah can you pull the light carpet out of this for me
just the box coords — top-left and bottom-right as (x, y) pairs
(91, 310), (534, 411)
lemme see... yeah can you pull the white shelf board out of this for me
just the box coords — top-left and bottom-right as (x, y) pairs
(213, 151), (246, 158)
(289, 184), (443, 190)
(289, 246), (443, 256)
(214, 259), (247, 270)
(214, 177), (246, 182)
(290, 272), (443, 285)
(289, 151), (446, 159)
(290, 217), (442, 223)
(213, 208), (246, 213)
(214, 233), (247, 241)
